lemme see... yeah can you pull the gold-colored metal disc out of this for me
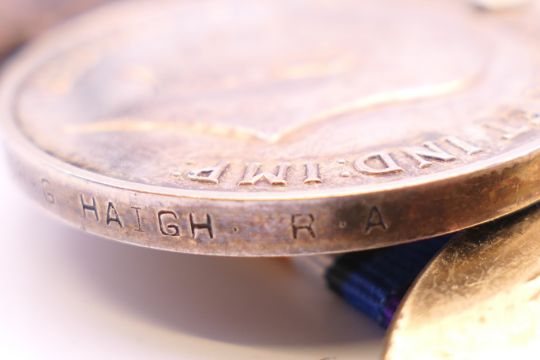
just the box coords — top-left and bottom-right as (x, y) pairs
(2, 0), (540, 256)
(384, 204), (540, 359)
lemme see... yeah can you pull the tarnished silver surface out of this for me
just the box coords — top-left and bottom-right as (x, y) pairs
(2, 0), (540, 255)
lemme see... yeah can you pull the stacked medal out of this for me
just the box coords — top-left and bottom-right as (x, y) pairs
(1, 0), (540, 358)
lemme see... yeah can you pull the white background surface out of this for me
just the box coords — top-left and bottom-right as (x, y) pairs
(0, 154), (384, 359)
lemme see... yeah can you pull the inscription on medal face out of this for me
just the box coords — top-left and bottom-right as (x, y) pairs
(181, 109), (539, 188)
